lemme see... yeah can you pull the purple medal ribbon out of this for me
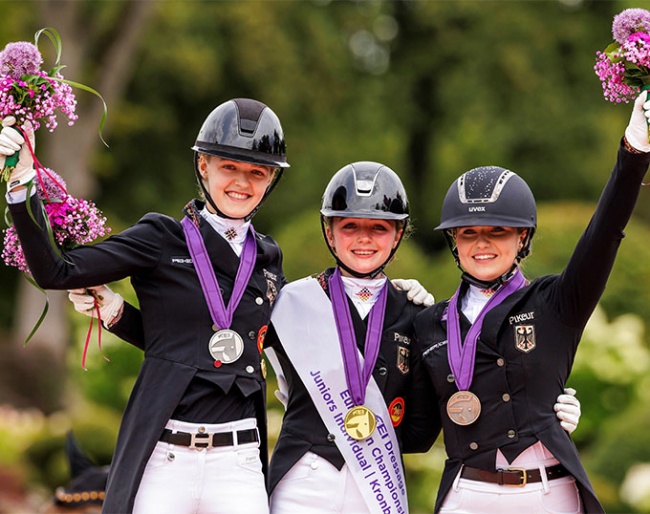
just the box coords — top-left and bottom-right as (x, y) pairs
(446, 269), (526, 391)
(181, 216), (257, 330)
(329, 267), (388, 407)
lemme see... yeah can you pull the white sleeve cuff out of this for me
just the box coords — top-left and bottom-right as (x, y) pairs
(6, 187), (33, 204)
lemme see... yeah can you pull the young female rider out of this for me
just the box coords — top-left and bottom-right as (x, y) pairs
(265, 161), (421, 513)
(409, 92), (650, 513)
(0, 98), (289, 514)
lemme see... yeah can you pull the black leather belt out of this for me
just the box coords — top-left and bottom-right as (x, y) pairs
(160, 428), (258, 449)
(461, 464), (570, 486)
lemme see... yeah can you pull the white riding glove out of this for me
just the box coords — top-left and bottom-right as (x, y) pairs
(391, 278), (435, 307)
(554, 387), (581, 434)
(68, 285), (124, 327)
(624, 90), (650, 153)
(0, 116), (35, 190)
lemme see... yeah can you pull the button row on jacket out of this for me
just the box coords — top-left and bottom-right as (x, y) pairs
(469, 429), (517, 451)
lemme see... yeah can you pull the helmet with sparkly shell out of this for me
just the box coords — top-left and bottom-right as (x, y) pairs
(437, 165), (536, 287)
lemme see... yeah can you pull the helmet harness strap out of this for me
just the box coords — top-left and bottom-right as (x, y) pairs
(445, 227), (534, 290)
(321, 215), (408, 279)
(194, 152), (283, 222)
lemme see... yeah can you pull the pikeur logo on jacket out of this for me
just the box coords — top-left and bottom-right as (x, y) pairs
(411, 145), (650, 514)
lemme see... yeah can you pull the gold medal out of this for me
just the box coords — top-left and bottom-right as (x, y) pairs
(344, 405), (377, 440)
(208, 329), (244, 364)
(447, 391), (481, 426)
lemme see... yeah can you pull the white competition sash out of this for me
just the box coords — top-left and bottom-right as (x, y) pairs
(270, 276), (408, 514)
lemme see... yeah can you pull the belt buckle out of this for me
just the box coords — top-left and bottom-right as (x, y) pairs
(505, 467), (527, 486)
(189, 432), (211, 450)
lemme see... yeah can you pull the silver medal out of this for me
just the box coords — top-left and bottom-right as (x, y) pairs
(208, 329), (244, 364)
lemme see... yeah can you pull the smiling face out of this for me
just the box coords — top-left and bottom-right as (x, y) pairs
(198, 154), (275, 219)
(326, 217), (403, 277)
(454, 226), (527, 282)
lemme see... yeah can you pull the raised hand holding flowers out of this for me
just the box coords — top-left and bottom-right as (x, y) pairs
(0, 29), (110, 360)
(0, 27), (106, 180)
(595, 8), (650, 104)
(595, 7), (650, 146)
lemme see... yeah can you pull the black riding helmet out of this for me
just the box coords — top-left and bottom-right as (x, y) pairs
(436, 165), (536, 288)
(192, 98), (289, 221)
(320, 161), (409, 278)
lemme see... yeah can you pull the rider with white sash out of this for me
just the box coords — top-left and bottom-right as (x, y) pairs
(266, 162), (427, 513)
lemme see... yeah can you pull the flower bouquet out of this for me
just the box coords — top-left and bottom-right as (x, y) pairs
(0, 27), (106, 180)
(595, 8), (650, 103)
(1, 28), (109, 364)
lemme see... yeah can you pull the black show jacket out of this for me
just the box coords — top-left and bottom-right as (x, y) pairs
(266, 268), (433, 494)
(9, 198), (285, 513)
(411, 143), (650, 513)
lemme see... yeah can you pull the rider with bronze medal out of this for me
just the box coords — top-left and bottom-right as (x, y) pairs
(411, 92), (650, 514)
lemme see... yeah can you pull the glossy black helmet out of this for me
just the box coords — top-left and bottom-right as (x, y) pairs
(192, 98), (289, 168)
(192, 98), (289, 220)
(320, 161), (409, 278)
(320, 161), (409, 221)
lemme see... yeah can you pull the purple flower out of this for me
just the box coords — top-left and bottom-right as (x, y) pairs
(0, 42), (43, 79)
(612, 8), (650, 45)
(36, 167), (68, 200)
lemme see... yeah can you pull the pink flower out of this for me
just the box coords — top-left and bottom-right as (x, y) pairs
(594, 51), (636, 103)
(2, 167), (111, 275)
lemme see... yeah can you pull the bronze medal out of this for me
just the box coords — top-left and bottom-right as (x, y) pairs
(344, 405), (377, 440)
(447, 391), (481, 426)
(208, 329), (244, 364)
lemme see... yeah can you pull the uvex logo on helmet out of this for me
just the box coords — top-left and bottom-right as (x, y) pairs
(436, 165), (537, 263)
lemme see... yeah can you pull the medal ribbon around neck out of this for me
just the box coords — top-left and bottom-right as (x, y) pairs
(446, 268), (526, 391)
(181, 216), (257, 330)
(329, 267), (388, 407)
